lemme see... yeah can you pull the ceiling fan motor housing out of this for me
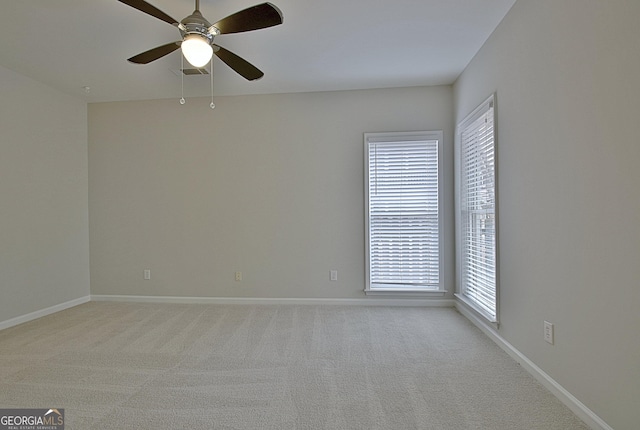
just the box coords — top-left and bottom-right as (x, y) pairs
(179, 10), (219, 44)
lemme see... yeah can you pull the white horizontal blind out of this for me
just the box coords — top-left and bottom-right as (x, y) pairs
(366, 133), (441, 290)
(459, 97), (497, 320)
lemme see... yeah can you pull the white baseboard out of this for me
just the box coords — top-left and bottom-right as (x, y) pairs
(454, 301), (613, 430)
(91, 294), (455, 307)
(0, 295), (91, 331)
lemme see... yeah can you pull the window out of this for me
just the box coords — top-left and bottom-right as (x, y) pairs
(456, 94), (498, 322)
(364, 131), (443, 293)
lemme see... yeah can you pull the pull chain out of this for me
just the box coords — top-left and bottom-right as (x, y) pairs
(210, 56), (215, 109)
(180, 54), (186, 105)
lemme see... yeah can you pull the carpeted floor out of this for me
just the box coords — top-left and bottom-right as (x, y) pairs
(0, 302), (589, 429)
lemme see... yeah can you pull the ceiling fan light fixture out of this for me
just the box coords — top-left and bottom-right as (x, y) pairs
(182, 34), (213, 68)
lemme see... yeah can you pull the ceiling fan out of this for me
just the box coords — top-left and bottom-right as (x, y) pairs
(117, 0), (283, 80)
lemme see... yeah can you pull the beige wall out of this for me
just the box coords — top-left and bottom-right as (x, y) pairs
(88, 86), (454, 299)
(454, 0), (640, 428)
(0, 65), (89, 322)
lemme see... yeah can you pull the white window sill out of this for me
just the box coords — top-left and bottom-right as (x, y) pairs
(365, 289), (447, 298)
(454, 293), (498, 324)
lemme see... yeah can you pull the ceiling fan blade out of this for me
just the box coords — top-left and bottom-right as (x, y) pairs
(212, 3), (283, 34)
(117, 0), (179, 26)
(213, 45), (264, 81)
(128, 42), (181, 64)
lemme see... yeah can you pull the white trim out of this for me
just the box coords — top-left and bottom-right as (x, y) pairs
(365, 290), (447, 298)
(91, 294), (455, 307)
(455, 293), (498, 325)
(0, 295), (91, 331)
(455, 301), (613, 430)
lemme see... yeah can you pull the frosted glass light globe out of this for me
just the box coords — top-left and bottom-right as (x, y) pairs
(182, 35), (213, 68)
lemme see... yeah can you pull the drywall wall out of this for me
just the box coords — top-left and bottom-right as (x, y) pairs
(454, 1), (640, 428)
(0, 65), (90, 323)
(88, 86), (454, 299)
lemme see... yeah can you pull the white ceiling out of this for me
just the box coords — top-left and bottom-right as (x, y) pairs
(0, 0), (515, 103)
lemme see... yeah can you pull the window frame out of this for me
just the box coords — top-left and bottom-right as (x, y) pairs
(364, 131), (445, 295)
(455, 94), (499, 324)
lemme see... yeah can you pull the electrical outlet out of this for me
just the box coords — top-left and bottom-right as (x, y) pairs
(330, 270), (338, 281)
(544, 321), (554, 345)
(143, 269), (151, 280)
(235, 271), (242, 282)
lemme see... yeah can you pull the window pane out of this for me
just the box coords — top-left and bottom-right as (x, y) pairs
(365, 132), (442, 291)
(458, 95), (497, 321)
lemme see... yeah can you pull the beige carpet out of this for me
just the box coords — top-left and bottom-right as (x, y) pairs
(0, 302), (588, 429)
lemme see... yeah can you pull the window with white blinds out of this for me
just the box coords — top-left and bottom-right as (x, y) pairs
(457, 95), (498, 322)
(365, 131), (443, 292)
